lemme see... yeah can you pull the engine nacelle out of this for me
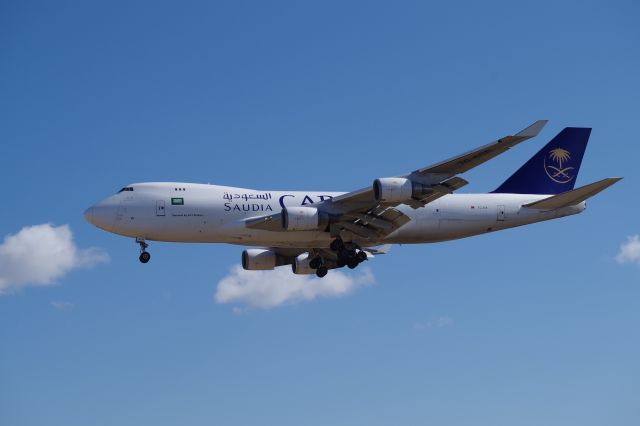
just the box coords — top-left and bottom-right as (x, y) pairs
(373, 177), (413, 203)
(242, 249), (277, 270)
(291, 253), (316, 275)
(282, 206), (329, 231)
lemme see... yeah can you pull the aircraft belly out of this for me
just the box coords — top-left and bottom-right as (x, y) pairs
(236, 229), (333, 248)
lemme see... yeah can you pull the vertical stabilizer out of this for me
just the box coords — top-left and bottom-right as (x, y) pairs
(493, 127), (591, 194)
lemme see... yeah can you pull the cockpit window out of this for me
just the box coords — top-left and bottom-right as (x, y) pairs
(117, 187), (134, 193)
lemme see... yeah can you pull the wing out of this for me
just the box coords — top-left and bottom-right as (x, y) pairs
(245, 202), (413, 242)
(248, 120), (547, 243)
(328, 119), (547, 211)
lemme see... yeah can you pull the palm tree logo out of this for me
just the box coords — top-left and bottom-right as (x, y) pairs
(544, 148), (574, 183)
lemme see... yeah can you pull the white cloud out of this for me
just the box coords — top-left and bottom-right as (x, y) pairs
(616, 235), (640, 265)
(413, 316), (454, 331)
(214, 265), (375, 310)
(0, 223), (109, 294)
(51, 300), (75, 310)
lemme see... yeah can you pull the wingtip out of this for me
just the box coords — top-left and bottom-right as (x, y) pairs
(516, 119), (548, 137)
(592, 177), (623, 190)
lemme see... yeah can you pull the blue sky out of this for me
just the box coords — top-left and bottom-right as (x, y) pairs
(1, 1), (639, 425)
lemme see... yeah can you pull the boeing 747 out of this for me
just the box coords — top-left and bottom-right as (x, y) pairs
(84, 121), (621, 277)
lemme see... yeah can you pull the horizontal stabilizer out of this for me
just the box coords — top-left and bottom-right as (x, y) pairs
(523, 177), (622, 210)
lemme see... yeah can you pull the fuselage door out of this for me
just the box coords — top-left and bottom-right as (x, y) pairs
(156, 200), (166, 216)
(497, 204), (506, 221)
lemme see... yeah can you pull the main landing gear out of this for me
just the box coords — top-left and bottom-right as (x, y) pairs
(136, 237), (151, 263)
(330, 238), (368, 270)
(309, 256), (328, 278)
(309, 239), (368, 277)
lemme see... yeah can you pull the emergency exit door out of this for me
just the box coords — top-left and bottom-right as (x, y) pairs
(156, 200), (166, 216)
(497, 205), (505, 221)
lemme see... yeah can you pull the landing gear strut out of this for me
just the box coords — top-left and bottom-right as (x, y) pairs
(136, 237), (151, 263)
(308, 239), (369, 277)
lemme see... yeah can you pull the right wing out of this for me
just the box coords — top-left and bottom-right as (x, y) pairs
(328, 119), (548, 212)
(248, 120), (548, 243)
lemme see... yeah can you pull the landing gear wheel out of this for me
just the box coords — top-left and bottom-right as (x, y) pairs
(330, 239), (343, 252)
(339, 248), (357, 260)
(309, 257), (322, 269)
(136, 237), (150, 264)
(347, 259), (358, 269)
(316, 266), (328, 278)
(357, 251), (368, 262)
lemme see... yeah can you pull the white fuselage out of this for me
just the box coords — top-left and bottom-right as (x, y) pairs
(84, 182), (585, 248)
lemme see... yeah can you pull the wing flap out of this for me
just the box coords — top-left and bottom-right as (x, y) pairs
(523, 177), (622, 210)
(336, 206), (410, 240)
(406, 176), (469, 208)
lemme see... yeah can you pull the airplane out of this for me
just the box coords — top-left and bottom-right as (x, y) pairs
(84, 120), (621, 278)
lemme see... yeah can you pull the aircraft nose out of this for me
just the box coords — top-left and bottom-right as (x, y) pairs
(83, 207), (94, 224)
(84, 198), (118, 231)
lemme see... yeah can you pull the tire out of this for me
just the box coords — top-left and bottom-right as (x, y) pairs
(330, 239), (343, 252)
(357, 251), (368, 262)
(139, 252), (151, 263)
(316, 266), (328, 278)
(309, 257), (321, 269)
(347, 260), (358, 269)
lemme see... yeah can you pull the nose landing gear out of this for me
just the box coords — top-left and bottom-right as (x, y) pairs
(139, 251), (151, 263)
(136, 237), (151, 263)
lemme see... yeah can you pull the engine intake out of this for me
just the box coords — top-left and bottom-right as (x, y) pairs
(291, 254), (316, 275)
(373, 177), (434, 202)
(282, 206), (329, 231)
(373, 177), (413, 202)
(242, 249), (277, 270)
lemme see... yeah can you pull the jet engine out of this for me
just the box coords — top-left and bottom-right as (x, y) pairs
(282, 206), (329, 231)
(242, 249), (277, 270)
(373, 177), (413, 202)
(291, 253), (316, 275)
(373, 177), (432, 202)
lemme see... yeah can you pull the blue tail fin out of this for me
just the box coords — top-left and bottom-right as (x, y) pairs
(493, 127), (591, 194)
